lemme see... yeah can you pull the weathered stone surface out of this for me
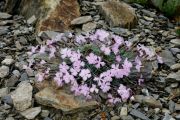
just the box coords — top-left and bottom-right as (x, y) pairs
(35, 87), (99, 114)
(5, 0), (80, 33)
(166, 70), (180, 82)
(98, 0), (137, 28)
(21, 107), (41, 120)
(82, 22), (97, 32)
(0, 87), (8, 98)
(1, 58), (14, 66)
(0, 12), (12, 19)
(160, 50), (176, 67)
(0, 65), (9, 78)
(133, 95), (162, 108)
(11, 81), (33, 111)
(71, 16), (93, 25)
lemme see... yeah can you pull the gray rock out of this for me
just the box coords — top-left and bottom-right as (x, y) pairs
(0, 87), (8, 98)
(0, 65), (9, 78)
(166, 70), (180, 82)
(120, 107), (128, 116)
(175, 104), (180, 111)
(5, 75), (19, 87)
(5, 117), (14, 120)
(1, 58), (14, 66)
(82, 22), (97, 32)
(71, 16), (93, 25)
(141, 9), (156, 18)
(12, 70), (20, 78)
(170, 48), (180, 55)
(170, 63), (180, 71)
(2, 95), (13, 105)
(21, 107), (41, 119)
(11, 81), (33, 111)
(160, 50), (176, 67)
(41, 110), (50, 118)
(130, 109), (150, 120)
(133, 95), (162, 108)
(27, 15), (37, 25)
(170, 83), (179, 88)
(170, 39), (180, 47)
(169, 100), (175, 113)
(163, 113), (172, 120)
(0, 12), (12, 19)
(19, 72), (29, 81)
(111, 116), (120, 120)
(121, 115), (134, 120)
(175, 114), (180, 120)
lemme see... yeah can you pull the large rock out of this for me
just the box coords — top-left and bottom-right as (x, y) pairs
(21, 107), (41, 119)
(98, 0), (137, 28)
(35, 87), (99, 114)
(11, 81), (33, 111)
(5, 0), (80, 33)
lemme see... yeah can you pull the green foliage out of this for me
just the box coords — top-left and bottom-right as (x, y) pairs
(175, 27), (180, 36)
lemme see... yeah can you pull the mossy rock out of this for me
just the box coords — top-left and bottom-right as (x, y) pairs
(151, 0), (180, 17)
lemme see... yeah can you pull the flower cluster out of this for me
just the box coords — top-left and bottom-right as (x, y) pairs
(25, 29), (163, 104)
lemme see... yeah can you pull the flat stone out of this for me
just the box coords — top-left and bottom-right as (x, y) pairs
(35, 87), (99, 114)
(11, 81), (33, 111)
(27, 15), (37, 25)
(121, 115), (134, 120)
(0, 65), (9, 78)
(0, 12), (12, 19)
(1, 58), (14, 66)
(170, 63), (180, 71)
(130, 109), (150, 120)
(98, 0), (137, 28)
(71, 16), (93, 25)
(120, 107), (128, 116)
(82, 22), (97, 32)
(166, 71), (180, 82)
(0, 87), (8, 98)
(141, 9), (156, 18)
(5, 75), (19, 87)
(111, 116), (120, 120)
(5, 117), (15, 120)
(21, 107), (41, 120)
(41, 110), (50, 117)
(170, 39), (180, 47)
(160, 50), (176, 67)
(133, 95), (162, 108)
(175, 104), (180, 111)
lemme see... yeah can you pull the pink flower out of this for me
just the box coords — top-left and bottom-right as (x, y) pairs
(86, 53), (98, 64)
(75, 35), (86, 44)
(90, 84), (99, 93)
(100, 82), (110, 93)
(27, 46), (38, 56)
(135, 56), (142, 72)
(100, 45), (111, 55)
(70, 68), (78, 76)
(59, 62), (69, 73)
(95, 57), (105, 68)
(79, 69), (91, 81)
(40, 60), (46, 65)
(49, 46), (56, 58)
(46, 40), (55, 46)
(39, 45), (46, 54)
(157, 55), (163, 64)
(36, 72), (45, 82)
(79, 84), (91, 98)
(117, 84), (131, 101)
(125, 41), (132, 48)
(111, 44), (119, 54)
(123, 58), (132, 70)
(63, 72), (75, 84)
(116, 55), (121, 62)
(69, 50), (81, 62)
(54, 72), (63, 86)
(112, 35), (124, 45)
(108, 94), (121, 104)
(60, 48), (72, 59)
(94, 29), (109, 41)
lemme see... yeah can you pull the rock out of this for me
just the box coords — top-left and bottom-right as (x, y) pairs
(175, 114), (180, 120)
(169, 100), (175, 113)
(120, 107), (128, 116)
(21, 107), (41, 120)
(0, 87), (8, 98)
(1, 58), (14, 66)
(166, 71), (180, 82)
(170, 63), (180, 71)
(82, 22), (97, 32)
(98, 0), (137, 28)
(121, 115), (134, 120)
(5, 117), (15, 120)
(171, 39), (180, 47)
(11, 81), (33, 111)
(0, 65), (9, 78)
(0, 12), (12, 19)
(27, 15), (37, 25)
(2, 95), (13, 105)
(163, 113), (173, 120)
(41, 110), (50, 118)
(130, 109), (150, 120)
(12, 70), (20, 78)
(111, 116), (120, 120)
(71, 16), (93, 25)
(5, 0), (80, 33)
(35, 87), (98, 114)
(133, 95), (162, 108)
(170, 83), (179, 88)
(160, 50), (176, 67)
(175, 104), (180, 111)
(141, 9), (156, 18)
(5, 75), (19, 87)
